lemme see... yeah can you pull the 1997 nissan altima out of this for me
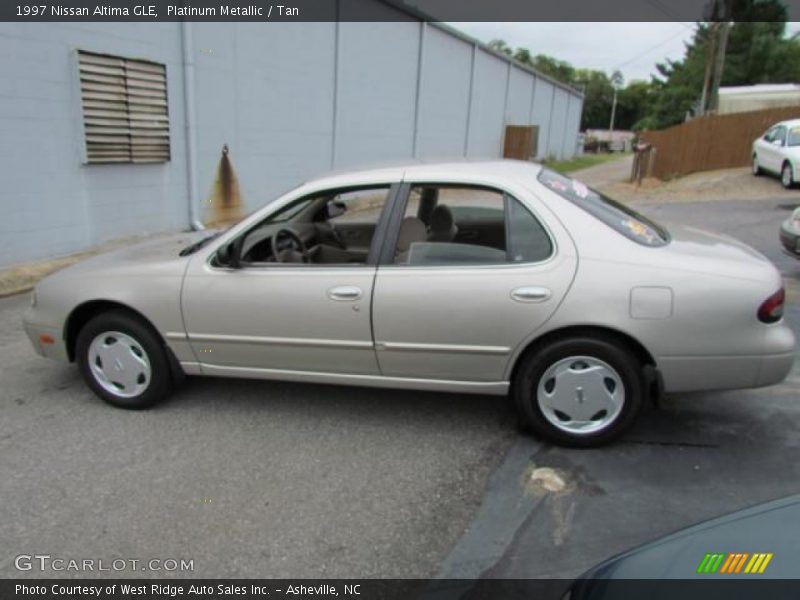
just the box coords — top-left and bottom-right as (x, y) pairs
(23, 161), (795, 446)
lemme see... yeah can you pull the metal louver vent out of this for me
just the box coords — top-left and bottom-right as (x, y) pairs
(78, 50), (170, 164)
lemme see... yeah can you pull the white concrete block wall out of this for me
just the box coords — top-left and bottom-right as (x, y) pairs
(547, 88), (570, 160)
(335, 21), (419, 167)
(191, 22), (337, 213)
(506, 66), (534, 126)
(465, 50), (508, 159)
(0, 16), (583, 267)
(415, 25), (473, 159)
(0, 22), (189, 267)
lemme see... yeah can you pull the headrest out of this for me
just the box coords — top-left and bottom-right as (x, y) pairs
(396, 217), (427, 252)
(430, 204), (454, 232)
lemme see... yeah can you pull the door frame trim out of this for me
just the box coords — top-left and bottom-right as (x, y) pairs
(181, 332), (374, 350)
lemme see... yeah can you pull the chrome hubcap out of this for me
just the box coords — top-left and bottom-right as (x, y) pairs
(537, 356), (625, 435)
(783, 166), (792, 186)
(752, 157), (759, 174)
(88, 331), (151, 398)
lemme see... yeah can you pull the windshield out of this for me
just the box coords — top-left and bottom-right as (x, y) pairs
(179, 184), (313, 256)
(538, 167), (669, 247)
(789, 126), (800, 147)
(267, 197), (315, 223)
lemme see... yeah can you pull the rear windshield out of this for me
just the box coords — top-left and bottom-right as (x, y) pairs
(538, 168), (669, 247)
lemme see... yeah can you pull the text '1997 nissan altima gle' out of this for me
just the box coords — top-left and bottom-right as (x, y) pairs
(23, 161), (795, 446)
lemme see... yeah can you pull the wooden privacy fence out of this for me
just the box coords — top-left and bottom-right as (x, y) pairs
(640, 106), (800, 180)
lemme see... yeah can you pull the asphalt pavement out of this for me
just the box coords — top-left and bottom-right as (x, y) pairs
(1, 191), (798, 581)
(0, 293), (516, 578)
(435, 192), (800, 580)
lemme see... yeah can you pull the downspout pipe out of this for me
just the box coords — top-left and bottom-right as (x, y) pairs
(181, 20), (205, 231)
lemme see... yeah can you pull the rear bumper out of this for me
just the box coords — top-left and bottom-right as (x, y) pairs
(23, 319), (69, 362)
(660, 323), (796, 392)
(756, 350), (795, 387)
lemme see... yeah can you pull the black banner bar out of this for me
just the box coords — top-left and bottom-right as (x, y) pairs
(6, 579), (800, 600)
(2, 0), (800, 22)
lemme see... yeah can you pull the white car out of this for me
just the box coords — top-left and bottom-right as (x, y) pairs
(752, 118), (800, 188)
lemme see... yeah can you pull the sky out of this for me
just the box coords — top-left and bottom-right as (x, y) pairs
(450, 22), (800, 84)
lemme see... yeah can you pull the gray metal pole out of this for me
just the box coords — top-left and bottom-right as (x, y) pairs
(181, 20), (204, 231)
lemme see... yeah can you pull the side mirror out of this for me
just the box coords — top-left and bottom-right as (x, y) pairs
(772, 138), (784, 147)
(326, 200), (347, 219)
(216, 241), (241, 268)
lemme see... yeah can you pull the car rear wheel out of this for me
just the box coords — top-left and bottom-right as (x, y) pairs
(752, 154), (762, 176)
(781, 162), (795, 189)
(76, 310), (172, 409)
(513, 336), (645, 447)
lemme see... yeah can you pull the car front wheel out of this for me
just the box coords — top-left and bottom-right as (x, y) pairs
(781, 162), (795, 189)
(76, 310), (172, 409)
(514, 336), (645, 447)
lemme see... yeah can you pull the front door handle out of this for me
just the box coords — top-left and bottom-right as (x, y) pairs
(511, 286), (552, 303)
(328, 286), (363, 301)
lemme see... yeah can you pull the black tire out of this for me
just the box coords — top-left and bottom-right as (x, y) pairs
(752, 154), (762, 176)
(76, 310), (172, 409)
(513, 336), (645, 447)
(781, 161), (795, 189)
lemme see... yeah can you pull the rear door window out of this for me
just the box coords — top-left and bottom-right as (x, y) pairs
(391, 185), (553, 266)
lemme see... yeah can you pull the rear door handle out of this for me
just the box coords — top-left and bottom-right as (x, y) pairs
(328, 286), (362, 301)
(511, 286), (551, 303)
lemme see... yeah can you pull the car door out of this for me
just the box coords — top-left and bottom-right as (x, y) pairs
(761, 126), (785, 173)
(371, 182), (577, 384)
(180, 184), (398, 377)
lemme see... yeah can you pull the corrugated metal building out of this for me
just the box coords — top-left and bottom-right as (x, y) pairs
(0, 3), (583, 268)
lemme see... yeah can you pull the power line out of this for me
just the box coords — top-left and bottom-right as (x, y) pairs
(612, 25), (694, 72)
(644, 0), (696, 30)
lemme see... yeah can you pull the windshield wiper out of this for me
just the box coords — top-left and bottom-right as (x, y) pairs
(179, 232), (221, 257)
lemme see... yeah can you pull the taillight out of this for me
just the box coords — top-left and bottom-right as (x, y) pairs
(758, 287), (785, 323)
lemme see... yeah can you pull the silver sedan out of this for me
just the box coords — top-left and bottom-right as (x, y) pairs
(23, 161), (795, 446)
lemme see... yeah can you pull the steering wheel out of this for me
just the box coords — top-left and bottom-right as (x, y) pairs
(271, 228), (309, 263)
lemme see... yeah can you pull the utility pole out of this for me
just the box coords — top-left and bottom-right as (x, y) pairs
(699, 23), (717, 115)
(708, 0), (733, 113)
(608, 70), (623, 152)
(608, 87), (618, 151)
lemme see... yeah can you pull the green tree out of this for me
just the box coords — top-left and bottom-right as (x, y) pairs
(647, 0), (794, 128)
(487, 39), (512, 56)
(572, 69), (614, 130)
(484, 41), (654, 132)
(529, 54), (576, 84)
(618, 80), (655, 130)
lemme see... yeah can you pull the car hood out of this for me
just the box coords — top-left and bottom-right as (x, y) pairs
(656, 222), (775, 281)
(572, 494), (800, 584)
(43, 230), (214, 281)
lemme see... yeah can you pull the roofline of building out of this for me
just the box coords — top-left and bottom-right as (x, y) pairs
(377, 0), (585, 98)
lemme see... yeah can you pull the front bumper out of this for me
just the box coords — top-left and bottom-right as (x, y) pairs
(23, 318), (69, 362)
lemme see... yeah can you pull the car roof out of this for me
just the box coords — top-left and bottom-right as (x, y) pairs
(304, 159), (545, 189)
(776, 119), (800, 128)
